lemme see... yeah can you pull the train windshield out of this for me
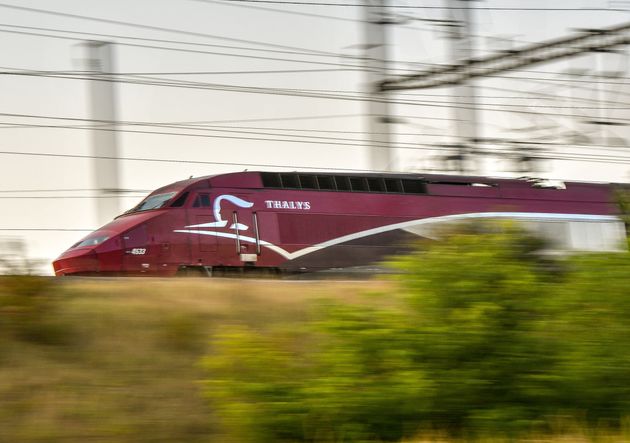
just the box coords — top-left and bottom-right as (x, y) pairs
(72, 234), (110, 249)
(131, 192), (177, 213)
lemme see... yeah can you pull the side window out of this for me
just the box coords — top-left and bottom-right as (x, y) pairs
(299, 175), (318, 189)
(317, 176), (335, 190)
(402, 179), (427, 194)
(193, 194), (211, 208)
(367, 178), (385, 192)
(334, 176), (351, 191)
(280, 174), (300, 188)
(170, 192), (189, 207)
(384, 178), (403, 193)
(349, 177), (368, 192)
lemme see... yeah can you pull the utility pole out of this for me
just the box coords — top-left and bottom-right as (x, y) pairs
(380, 20), (630, 174)
(85, 41), (121, 226)
(447, 0), (478, 174)
(363, 0), (393, 171)
(381, 22), (630, 89)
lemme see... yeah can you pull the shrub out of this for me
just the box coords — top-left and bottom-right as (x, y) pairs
(202, 224), (630, 441)
(0, 276), (72, 347)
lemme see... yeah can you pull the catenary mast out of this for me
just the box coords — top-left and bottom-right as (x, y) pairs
(85, 41), (122, 226)
(363, 0), (394, 171)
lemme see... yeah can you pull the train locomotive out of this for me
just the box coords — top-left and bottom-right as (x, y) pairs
(52, 171), (627, 276)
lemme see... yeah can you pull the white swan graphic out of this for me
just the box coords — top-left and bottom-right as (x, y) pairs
(184, 194), (254, 231)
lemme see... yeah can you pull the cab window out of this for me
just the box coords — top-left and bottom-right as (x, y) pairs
(193, 194), (211, 208)
(130, 192), (176, 213)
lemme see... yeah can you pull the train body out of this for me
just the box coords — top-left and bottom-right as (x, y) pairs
(52, 171), (627, 276)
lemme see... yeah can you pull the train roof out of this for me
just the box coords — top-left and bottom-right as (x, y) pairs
(158, 170), (611, 194)
(250, 171), (610, 186)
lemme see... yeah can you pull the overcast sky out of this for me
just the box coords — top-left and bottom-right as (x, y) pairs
(1, 0), (630, 272)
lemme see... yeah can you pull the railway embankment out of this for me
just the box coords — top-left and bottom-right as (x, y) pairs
(2, 226), (630, 442)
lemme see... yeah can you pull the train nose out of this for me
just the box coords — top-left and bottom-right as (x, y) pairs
(53, 248), (99, 276)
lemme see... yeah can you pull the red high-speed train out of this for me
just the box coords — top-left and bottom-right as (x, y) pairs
(52, 171), (627, 276)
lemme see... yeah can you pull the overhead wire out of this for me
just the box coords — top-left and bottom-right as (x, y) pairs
(0, 188), (151, 193)
(6, 67), (630, 122)
(0, 22), (351, 60)
(0, 2), (340, 56)
(4, 144), (630, 167)
(188, 0), (473, 37)
(1, 3), (629, 233)
(208, 1), (630, 11)
(0, 116), (455, 149)
(0, 109), (624, 156)
(187, 0), (362, 22)
(0, 150), (412, 172)
(0, 28), (368, 69)
(2, 3), (627, 76)
(0, 5), (628, 168)
(3, 110), (630, 150)
(0, 228), (94, 232)
(0, 195), (146, 199)
(0, 111), (626, 153)
(7, 21), (626, 81)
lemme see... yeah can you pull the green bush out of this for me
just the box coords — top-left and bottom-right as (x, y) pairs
(202, 224), (630, 442)
(0, 276), (73, 347)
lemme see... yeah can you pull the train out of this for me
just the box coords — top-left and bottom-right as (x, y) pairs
(52, 171), (627, 277)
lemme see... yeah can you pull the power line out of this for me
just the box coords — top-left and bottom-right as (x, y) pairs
(0, 228), (93, 232)
(0, 188), (151, 193)
(0, 120), (485, 150)
(0, 2), (339, 56)
(0, 118), (467, 150)
(194, 0), (481, 39)
(0, 196), (145, 199)
(4, 147), (630, 168)
(161, 113), (365, 124)
(114, 42), (363, 67)
(214, 0), (630, 11)
(0, 66), (611, 106)
(0, 28), (367, 69)
(0, 116), (444, 138)
(2, 23), (523, 73)
(0, 150), (396, 172)
(0, 12), (509, 68)
(181, 113), (455, 124)
(478, 84), (630, 108)
(0, 112), (369, 129)
(3, 113), (630, 148)
(111, 68), (353, 76)
(483, 73), (630, 104)
(0, 22), (350, 60)
(188, 0), (362, 22)
(0, 110), (623, 149)
(6, 67), (630, 120)
(2, 121), (630, 163)
(3, 62), (625, 106)
(0, 68), (372, 100)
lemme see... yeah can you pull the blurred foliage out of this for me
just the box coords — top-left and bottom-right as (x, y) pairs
(0, 237), (47, 275)
(0, 278), (229, 442)
(4, 231), (630, 442)
(0, 275), (73, 347)
(0, 277), (374, 442)
(615, 189), (630, 229)
(203, 223), (630, 442)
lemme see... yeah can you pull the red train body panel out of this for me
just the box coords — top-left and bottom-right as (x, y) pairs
(52, 171), (626, 276)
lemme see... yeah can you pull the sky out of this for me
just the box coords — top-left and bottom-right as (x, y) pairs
(1, 0), (630, 273)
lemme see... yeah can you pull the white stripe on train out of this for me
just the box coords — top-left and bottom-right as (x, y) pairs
(174, 212), (623, 261)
